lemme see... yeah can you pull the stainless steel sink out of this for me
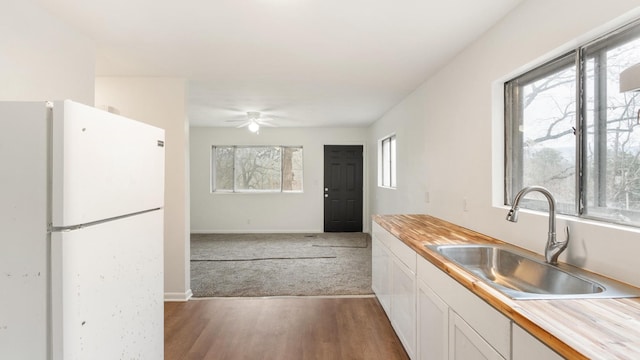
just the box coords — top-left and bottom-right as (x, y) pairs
(427, 244), (640, 300)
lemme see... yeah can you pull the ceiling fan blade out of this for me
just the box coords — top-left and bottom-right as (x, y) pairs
(220, 111), (281, 129)
(257, 118), (277, 125)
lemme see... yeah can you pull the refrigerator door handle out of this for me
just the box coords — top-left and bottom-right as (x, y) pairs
(48, 207), (161, 233)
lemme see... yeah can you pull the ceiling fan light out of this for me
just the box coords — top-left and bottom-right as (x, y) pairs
(247, 111), (261, 120)
(248, 121), (260, 133)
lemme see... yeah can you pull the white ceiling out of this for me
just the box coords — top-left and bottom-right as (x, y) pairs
(36, 0), (524, 128)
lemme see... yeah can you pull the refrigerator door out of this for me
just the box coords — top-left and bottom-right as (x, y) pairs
(51, 100), (165, 227)
(51, 210), (164, 360)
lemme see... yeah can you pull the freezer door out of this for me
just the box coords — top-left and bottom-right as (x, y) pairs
(51, 100), (165, 227)
(51, 210), (164, 360)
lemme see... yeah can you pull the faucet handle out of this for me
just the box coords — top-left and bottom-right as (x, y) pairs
(563, 226), (570, 244)
(546, 226), (570, 265)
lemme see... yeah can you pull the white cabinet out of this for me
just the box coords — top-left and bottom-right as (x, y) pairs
(391, 255), (416, 358)
(417, 255), (511, 360)
(372, 222), (417, 359)
(417, 279), (448, 360)
(512, 324), (563, 360)
(449, 311), (504, 360)
(372, 236), (391, 315)
(417, 255), (507, 360)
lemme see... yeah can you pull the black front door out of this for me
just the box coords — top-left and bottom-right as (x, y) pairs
(323, 145), (363, 232)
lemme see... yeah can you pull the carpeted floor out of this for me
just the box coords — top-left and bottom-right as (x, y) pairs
(190, 233), (372, 297)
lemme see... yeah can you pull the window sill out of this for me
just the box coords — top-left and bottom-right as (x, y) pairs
(211, 191), (304, 195)
(493, 204), (640, 234)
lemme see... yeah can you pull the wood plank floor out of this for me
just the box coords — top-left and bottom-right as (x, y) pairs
(165, 296), (409, 360)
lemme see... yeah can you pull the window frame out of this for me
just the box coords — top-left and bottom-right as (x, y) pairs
(581, 22), (640, 224)
(379, 134), (397, 189)
(211, 145), (304, 193)
(504, 18), (640, 227)
(504, 51), (579, 214)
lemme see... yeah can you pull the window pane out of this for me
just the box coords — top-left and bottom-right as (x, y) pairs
(382, 138), (391, 187)
(283, 147), (303, 192)
(214, 146), (234, 191)
(234, 147), (282, 191)
(390, 136), (397, 188)
(511, 59), (577, 213)
(584, 36), (640, 224)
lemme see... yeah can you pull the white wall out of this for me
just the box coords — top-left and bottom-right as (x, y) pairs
(190, 127), (368, 233)
(369, 89), (430, 216)
(95, 77), (192, 301)
(0, 0), (94, 104)
(0, 2), (95, 357)
(369, 0), (640, 287)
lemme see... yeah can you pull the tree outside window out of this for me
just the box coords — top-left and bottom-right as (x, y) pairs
(212, 146), (303, 193)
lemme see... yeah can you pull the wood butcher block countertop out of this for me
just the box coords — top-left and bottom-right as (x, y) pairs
(373, 214), (640, 360)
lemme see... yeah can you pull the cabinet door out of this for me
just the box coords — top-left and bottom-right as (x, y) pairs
(512, 324), (563, 360)
(449, 311), (504, 360)
(372, 236), (392, 315)
(417, 280), (448, 360)
(418, 256), (510, 358)
(391, 257), (417, 359)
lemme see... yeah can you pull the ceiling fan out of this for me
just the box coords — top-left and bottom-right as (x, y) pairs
(224, 111), (274, 133)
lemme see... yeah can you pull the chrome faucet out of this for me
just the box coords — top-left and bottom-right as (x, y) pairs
(506, 186), (569, 265)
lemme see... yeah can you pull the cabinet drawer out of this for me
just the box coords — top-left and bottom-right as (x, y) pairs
(418, 256), (511, 358)
(512, 324), (563, 360)
(373, 222), (416, 272)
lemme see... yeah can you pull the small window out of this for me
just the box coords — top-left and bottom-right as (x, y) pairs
(379, 135), (397, 188)
(211, 146), (303, 193)
(505, 19), (640, 226)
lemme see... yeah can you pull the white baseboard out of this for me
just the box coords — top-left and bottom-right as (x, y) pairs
(190, 229), (323, 234)
(190, 294), (376, 300)
(164, 289), (193, 302)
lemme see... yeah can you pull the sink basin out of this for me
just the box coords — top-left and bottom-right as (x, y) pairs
(427, 244), (640, 300)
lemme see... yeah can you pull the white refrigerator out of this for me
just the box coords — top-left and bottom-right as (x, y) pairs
(0, 100), (165, 359)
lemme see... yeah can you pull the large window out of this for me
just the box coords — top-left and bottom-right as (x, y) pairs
(505, 19), (640, 226)
(380, 134), (397, 188)
(212, 146), (303, 193)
